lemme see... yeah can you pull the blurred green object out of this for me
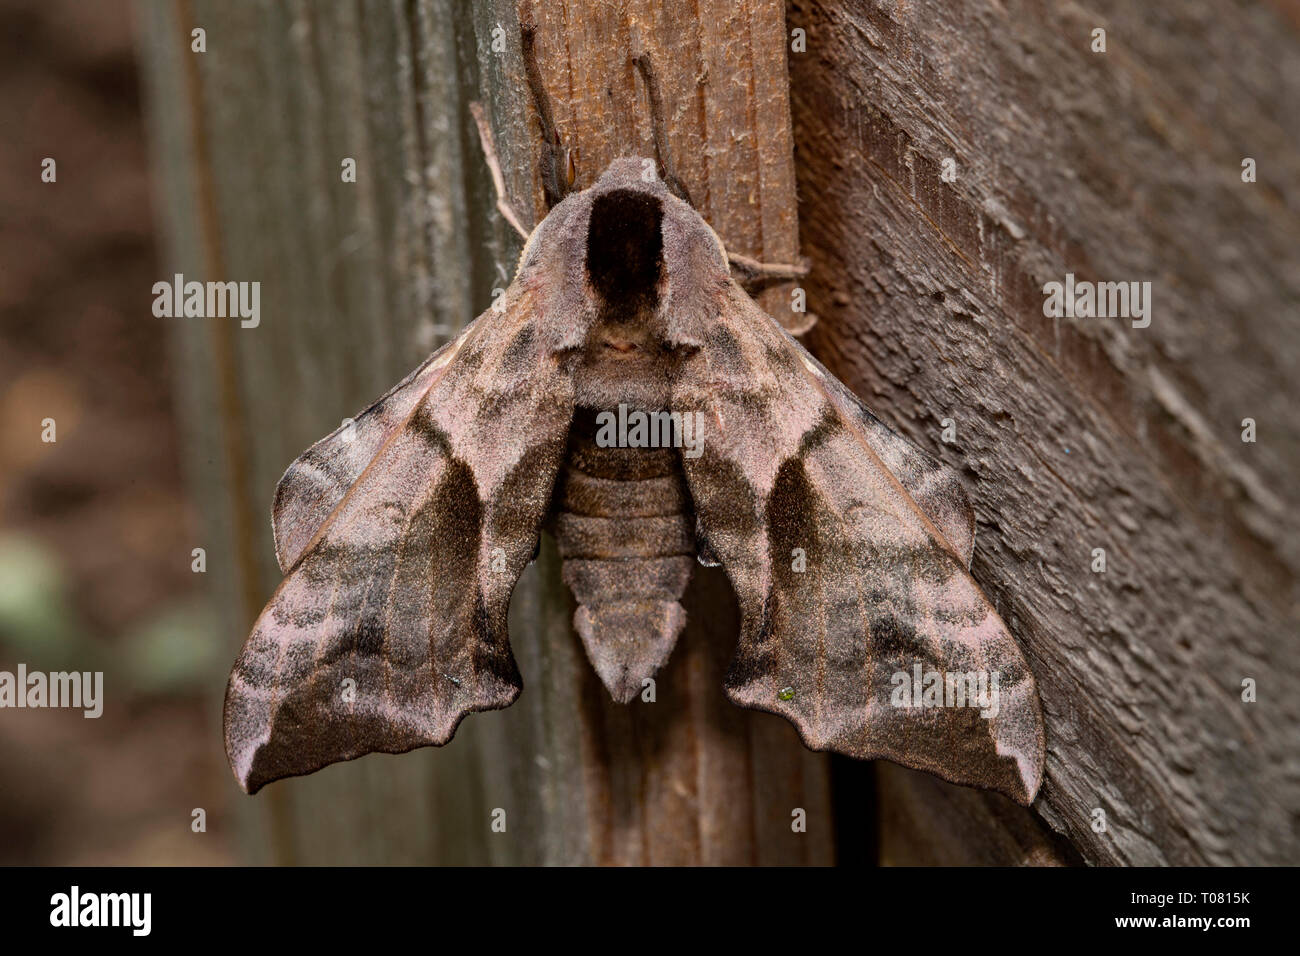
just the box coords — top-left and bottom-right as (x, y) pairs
(0, 534), (218, 695)
(121, 599), (222, 694)
(0, 533), (82, 667)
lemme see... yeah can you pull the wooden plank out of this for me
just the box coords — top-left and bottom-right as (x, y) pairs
(788, 0), (1300, 865)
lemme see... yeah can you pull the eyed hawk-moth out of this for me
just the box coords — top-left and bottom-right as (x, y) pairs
(223, 157), (1046, 805)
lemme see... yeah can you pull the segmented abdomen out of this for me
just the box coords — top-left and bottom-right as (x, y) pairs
(552, 416), (694, 702)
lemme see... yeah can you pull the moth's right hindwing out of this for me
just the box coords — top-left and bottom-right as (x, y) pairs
(224, 286), (574, 793)
(809, 351), (975, 568)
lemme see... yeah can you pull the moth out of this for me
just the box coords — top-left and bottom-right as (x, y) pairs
(223, 146), (1046, 804)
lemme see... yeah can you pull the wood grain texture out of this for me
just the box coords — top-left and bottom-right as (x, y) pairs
(140, 0), (831, 864)
(788, 0), (1300, 865)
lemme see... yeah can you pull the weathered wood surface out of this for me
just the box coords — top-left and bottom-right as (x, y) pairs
(788, 0), (1300, 865)
(139, 0), (831, 864)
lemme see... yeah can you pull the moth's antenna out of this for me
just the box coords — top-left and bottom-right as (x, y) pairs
(626, 39), (808, 305)
(469, 101), (530, 241)
(521, 14), (575, 208)
(632, 51), (695, 207)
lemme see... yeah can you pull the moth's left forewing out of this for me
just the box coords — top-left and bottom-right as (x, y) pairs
(675, 286), (1045, 805)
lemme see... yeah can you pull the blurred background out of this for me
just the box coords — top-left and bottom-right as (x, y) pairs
(0, 0), (233, 864)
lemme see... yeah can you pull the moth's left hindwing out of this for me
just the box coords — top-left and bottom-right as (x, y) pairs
(223, 287), (574, 793)
(676, 286), (1045, 805)
(270, 335), (461, 573)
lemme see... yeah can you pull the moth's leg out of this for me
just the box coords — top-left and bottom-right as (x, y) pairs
(469, 101), (530, 241)
(632, 52), (695, 207)
(727, 252), (811, 295)
(729, 253), (818, 334)
(521, 21), (575, 209)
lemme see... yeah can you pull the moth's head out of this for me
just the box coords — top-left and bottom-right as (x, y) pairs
(585, 186), (664, 314)
(519, 157), (730, 359)
(584, 157), (729, 271)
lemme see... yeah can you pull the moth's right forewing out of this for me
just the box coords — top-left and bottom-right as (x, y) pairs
(675, 286), (1045, 805)
(226, 288), (574, 793)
